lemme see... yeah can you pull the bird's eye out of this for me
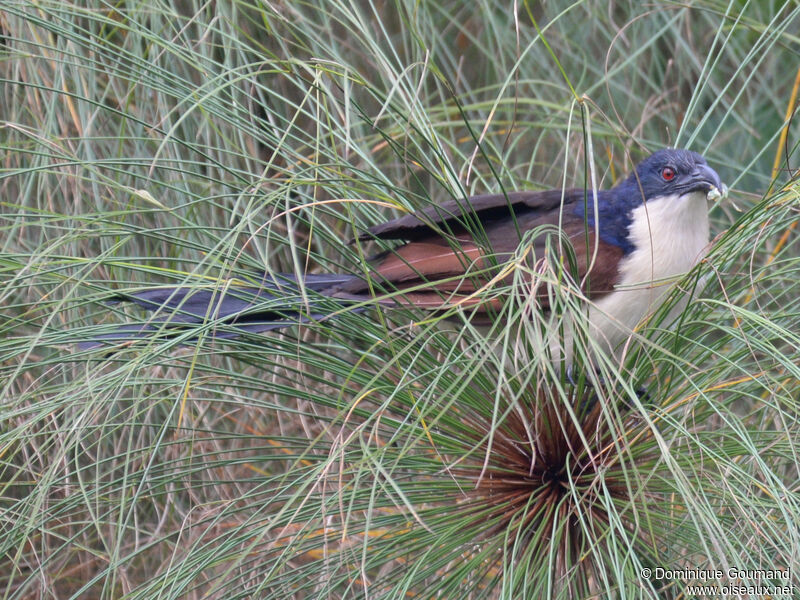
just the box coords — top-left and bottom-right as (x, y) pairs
(661, 166), (676, 181)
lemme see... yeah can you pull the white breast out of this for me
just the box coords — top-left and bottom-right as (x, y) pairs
(587, 191), (710, 357)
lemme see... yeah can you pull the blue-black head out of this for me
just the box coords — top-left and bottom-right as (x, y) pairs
(618, 148), (723, 202)
(576, 149), (722, 254)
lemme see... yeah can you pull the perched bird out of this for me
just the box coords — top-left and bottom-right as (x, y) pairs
(80, 148), (723, 359)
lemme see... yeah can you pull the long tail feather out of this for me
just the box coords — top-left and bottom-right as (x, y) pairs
(79, 273), (362, 349)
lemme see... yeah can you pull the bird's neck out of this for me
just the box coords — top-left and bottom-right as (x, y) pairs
(621, 191), (710, 284)
(573, 189), (636, 254)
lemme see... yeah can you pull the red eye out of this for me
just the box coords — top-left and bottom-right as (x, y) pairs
(661, 166), (676, 181)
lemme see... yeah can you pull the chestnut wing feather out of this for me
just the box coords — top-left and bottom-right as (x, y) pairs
(360, 188), (590, 241)
(340, 195), (623, 313)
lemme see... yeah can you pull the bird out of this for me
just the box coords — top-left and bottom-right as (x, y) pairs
(80, 148), (723, 360)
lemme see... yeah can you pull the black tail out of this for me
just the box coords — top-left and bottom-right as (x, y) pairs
(79, 273), (362, 350)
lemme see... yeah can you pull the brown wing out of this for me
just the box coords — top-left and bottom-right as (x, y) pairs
(338, 190), (624, 314)
(360, 189), (588, 241)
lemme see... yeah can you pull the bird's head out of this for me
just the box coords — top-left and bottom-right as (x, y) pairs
(621, 148), (723, 201)
(578, 148), (724, 255)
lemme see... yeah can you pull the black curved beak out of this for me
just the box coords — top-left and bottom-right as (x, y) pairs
(692, 163), (723, 194)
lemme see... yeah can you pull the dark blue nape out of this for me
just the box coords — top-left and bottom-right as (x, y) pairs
(572, 190), (636, 255)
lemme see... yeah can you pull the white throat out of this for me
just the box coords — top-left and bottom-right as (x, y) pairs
(588, 191), (710, 356)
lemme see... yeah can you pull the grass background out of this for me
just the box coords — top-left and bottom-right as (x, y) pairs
(2, 0), (800, 598)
